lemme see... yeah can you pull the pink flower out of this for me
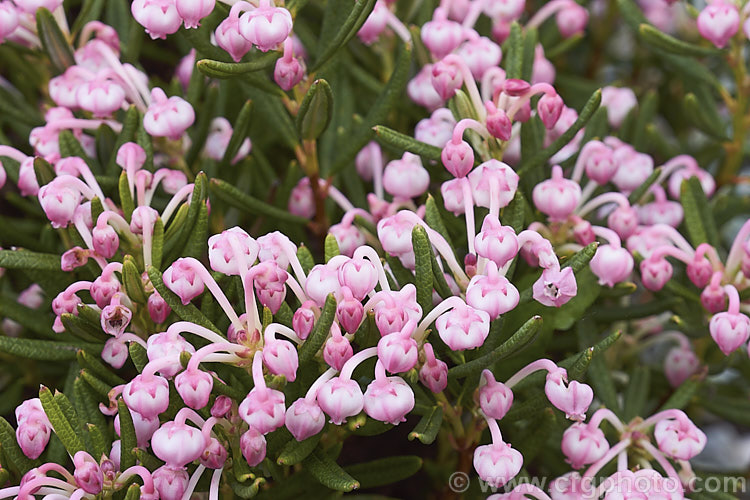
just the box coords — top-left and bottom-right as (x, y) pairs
(533, 165), (581, 221)
(709, 310), (750, 355)
(436, 302), (491, 350)
(238, 0), (293, 52)
(174, 368), (214, 409)
(131, 0), (182, 39)
(544, 368), (593, 421)
(377, 320), (419, 373)
(473, 442), (523, 489)
(590, 244), (633, 287)
(324, 324), (353, 370)
(357, 0), (388, 44)
(317, 377), (364, 425)
(363, 362), (415, 425)
(163, 258), (205, 305)
(383, 153), (430, 198)
(421, 8), (464, 59)
(175, 0), (215, 29)
(419, 343), (448, 393)
(532, 267), (577, 308)
(479, 370), (514, 420)
(664, 345), (700, 388)
(240, 427), (267, 466)
(468, 159), (520, 210)
(73, 451), (103, 494)
(285, 398), (326, 441)
(262, 337), (299, 382)
(561, 422), (609, 469)
(697, 1), (739, 49)
(152, 465), (189, 500)
(654, 412), (707, 460)
(466, 261), (520, 319)
(143, 88), (195, 140)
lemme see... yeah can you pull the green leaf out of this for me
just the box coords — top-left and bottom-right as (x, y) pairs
(659, 374), (702, 411)
(700, 393), (750, 427)
(680, 176), (719, 247)
(424, 195), (456, 252)
(502, 191), (526, 234)
(683, 93), (728, 140)
(36, 8), (75, 73)
(61, 313), (106, 343)
(80, 369), (113, 397)
(518, 89), (602, 176)
(312, 0), (378, 71)
(628, 167), (662, 205)
(221, 100), (253, 168)
(345, 456), (422, 489)
(123, 484), (141, 500)
(0, 249), (63, 271)
(329, 42), (412, 176)
(0, 294), (53, 337)
(147, 266), (222, 334)
(296, 79), (334, 141)
(77, 349), (125, 387)
(448, 316), (542, 379)
(297, 245), (315, 274)
(0, 337), (100, 361)
(118, 399), (137, 469)
(108, 106), (139, 173)
(184, 203), (209, 259)
(324, 233), (340, 263)
(595, 297), (680, 322)
(299, 294), (337, 362)
(373, 125), (442, 163)
(210, 178), (310, 225)
(277, 433), (322, 466)
(303, 447), (360, 492)
(33, 157), (55, 186)
(412, 226), (433, 314)
(152, 217), (164, 270)
(622, 366), (651, 420)
(638, 23), (720, 57)
(118, 171), (135, 221)
(39, 386), (86, 456)
(129, 342), (149, 372)
(196, 53), (280, 78)
(122, 256), (148, 304)
(408, 406), (442, 445)
(504, 22), (523, 79)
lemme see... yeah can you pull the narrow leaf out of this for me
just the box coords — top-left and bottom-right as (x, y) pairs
(196, 53), (280, 78)
(324, 233), (340, 263)
(303, 447), (360, 492)
(638, 23), (720, 57)
(277, 433), (322, 466)
(39, 386), (86, 456)
(210, 178), (309, 225)
(373, 125), (442, 163)
(448, 316), (542, 379)
(408, 406), (442, 445)
(296, 79), (334, 141)
(344, 456), (422, 489)
(412, 226), (433, 314)
(36, 8), (75, 73)
(299, 294), (337, 362)
(118, 399), (137, 469)
(312, 0), (377, 70)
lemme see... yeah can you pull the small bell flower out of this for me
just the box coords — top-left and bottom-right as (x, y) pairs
(238, 0), (293, 52)
(532, 266), (577, 308)
(377, 320), (419, 373)
(363, 361), (415, 425)
(697, 1), (739, 48)
(544, 368), (593, 421)
(419, 343), (448, 393)
(421, 8), (464, 59)
(152, 465), (190, 500)
(561, 422), (609, 469)
(436, 302), (491, 350)
(143, 88), (195, 140)
(478, 370), (514, 420)
(324, 324), (353, 370)
(131, 0), (182, 39)
(240, 427), (267, 466)
(175, 0), (215, 29)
